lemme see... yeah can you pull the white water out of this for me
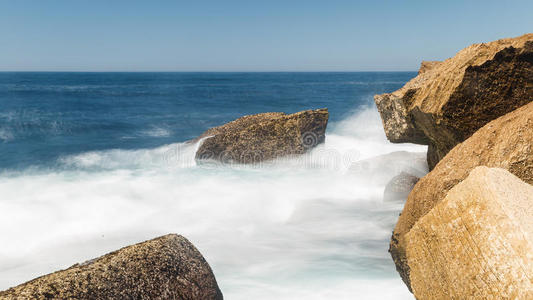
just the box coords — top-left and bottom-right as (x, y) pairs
(0, 107), (426, 299)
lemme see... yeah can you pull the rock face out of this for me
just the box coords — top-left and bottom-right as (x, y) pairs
(383, 172), (420, 202)
(406, 167), (533, 299)
(417, 60), (442, 75)
(195, 108), (328, 164)
(390, 101), (533, 290)
(374, 33), (533, 169)
(0, 234), (223, 300)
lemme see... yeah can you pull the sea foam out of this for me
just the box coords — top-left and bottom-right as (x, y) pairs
(0, 107), (425, 299)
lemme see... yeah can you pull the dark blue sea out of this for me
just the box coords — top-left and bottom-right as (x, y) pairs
(0, 72), (413, 170)
(0, 72), (426, 299)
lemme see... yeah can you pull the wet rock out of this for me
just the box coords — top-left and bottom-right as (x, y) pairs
(374, 33), (533, 169)
(195, 108), (328, 164)
(0, 234), (223, 300)
(348, 151), (426, 186)
(383, 172), (420, 202)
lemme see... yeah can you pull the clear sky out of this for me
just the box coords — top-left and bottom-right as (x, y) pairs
(0, 0), (531, 71)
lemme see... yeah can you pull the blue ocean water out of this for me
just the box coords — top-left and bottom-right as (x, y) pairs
(0, 72), (426, 299)
(0, 72), (413, 170)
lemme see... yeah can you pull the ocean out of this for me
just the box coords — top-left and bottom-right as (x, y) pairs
(0, 72), (427, 299)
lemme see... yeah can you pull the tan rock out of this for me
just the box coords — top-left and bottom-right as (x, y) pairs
(390, 101), (533, 290)
(195, 108), (328, 164)
(374, 33), (533, 169)
(417, 60), (442, 75)
(406, 167), (533, 299)
(0, 234), (223, 300)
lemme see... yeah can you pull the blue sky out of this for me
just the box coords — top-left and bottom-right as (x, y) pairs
(0, 0), (531, 71)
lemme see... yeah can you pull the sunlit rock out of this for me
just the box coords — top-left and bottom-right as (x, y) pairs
(374, 33), (533, 169)
(195, 108), (328, 164)
(406, 167), (533, 299)
(390, 101), (533, 290)
(0, 234), (223, 300)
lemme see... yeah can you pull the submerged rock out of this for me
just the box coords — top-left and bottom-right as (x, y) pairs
(383, 172), (420, 202)
(374, 33), (533, 169)
(195, 108), (328, 164)
(406, 167), (533, 299)
(348, 151), (427, 187)
(0, 234), (223, 300)
(390, 101), (533, 290)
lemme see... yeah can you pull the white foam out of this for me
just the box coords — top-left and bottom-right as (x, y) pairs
(0, 128), (14, 142)
(224, 279), (413, 300)
(59, 141), (198, 170)
(140, 126), (172, 137)
(0, 106), (424, 299)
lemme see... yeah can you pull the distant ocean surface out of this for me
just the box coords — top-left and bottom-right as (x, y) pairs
(0, 72), (426, 299)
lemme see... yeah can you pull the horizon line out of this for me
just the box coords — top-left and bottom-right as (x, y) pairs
(0, 70), (418, 73)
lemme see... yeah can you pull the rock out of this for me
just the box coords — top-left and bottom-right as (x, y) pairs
(406, 167), (533, 299)
(195, 108), (328, 164)
(390, 101), (533, 290)
(383, 172), (420, 202)
(417, 61), (442, 75)
(374, 33), (533, 169)
(0, 234), (223, 300)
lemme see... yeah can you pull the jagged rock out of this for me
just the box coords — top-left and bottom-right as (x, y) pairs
(0, 234), (223, 300)
(195, 108), (328, 164)
(383, 172), (420, 202)
(374, 33), (533, 169)
(390, 101), (533, 291)
(417, 61), (442, 75)
(406, 167), (533, 299)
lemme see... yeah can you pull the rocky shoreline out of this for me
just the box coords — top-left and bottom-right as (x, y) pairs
(0, 109), (330, 299)
(2, 33), (531, 299)
(376, 33), (533, 298)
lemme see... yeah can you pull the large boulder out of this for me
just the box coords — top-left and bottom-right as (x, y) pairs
(390, 101), (533, 290)
(195, 108), (328, 164)
(0, 234), (223, 300)
(374, 33), (533, 169)
(406, 167), (533, 299)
